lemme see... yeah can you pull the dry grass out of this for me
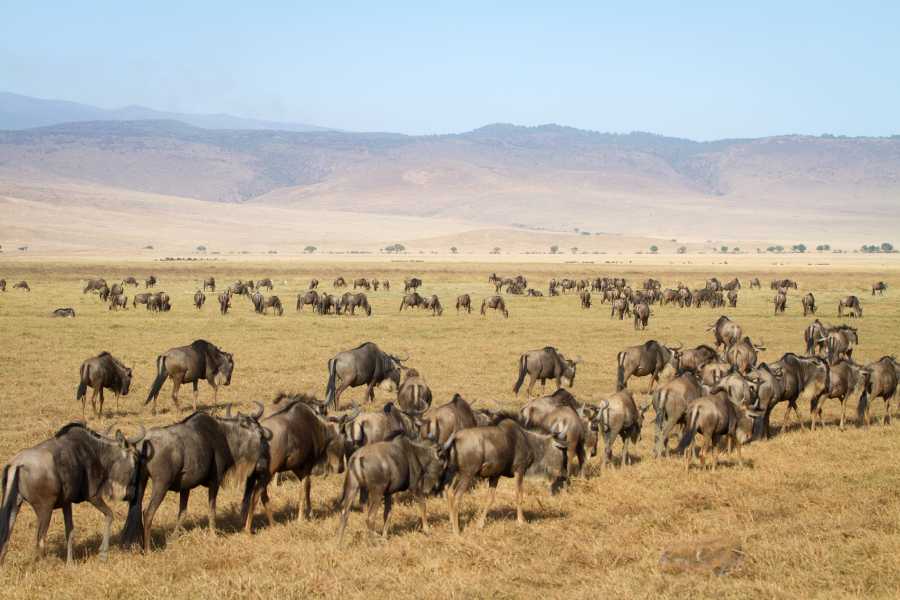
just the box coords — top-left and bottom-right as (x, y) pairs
(0, 257), (899, 599)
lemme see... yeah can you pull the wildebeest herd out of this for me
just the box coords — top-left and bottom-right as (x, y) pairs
(0, 271), (896, 566)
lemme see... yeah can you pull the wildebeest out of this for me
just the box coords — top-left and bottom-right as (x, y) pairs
(296, 290), (319, 311)
(344, 402), (418, 450)
(76, 352), (133, 418)
(520, 389), (589, 477)
(456, 294), (472, 314)
(0, 279), (5, 292)
(336, 435), (445, 542)
(481, 295), (509, 318)
(725, 337), (765, 373)
(383, 280), (391, 291)
(325, 342), (405, 409)
(677, 344), (719, 377)
(83, 278), (108, 294)
(513, 347), (580, 396)
(133, 292), (151, 308)
(332, 276), (346, 288)
(372, 278), (380, 291)
(0, 423), (144, 564)
(813, 359), (865, 431)
(616, 340), (681, 391)
(243, 394), (356, 530)
(145, 340), (235, 414)
(147, 292), (171, 312)
(397, 369), (432, 412)
(708, 315), (742, 350)
(316, 293), (339, 315)
(145, 275), (157, 288)
(261, 295), (284, 316)
(802, 292), (816, 316)
(108, 293), (128, 311)
(404, 277), (422, 293)
(203, 277), (216, 291)
(399, 292), (426, 312)
(123, 276), (139, 287)
(352, 277), (371, 290)
(580, 290), (591, 309)
(423, 294), (444, 316)
(675, 392), (756, 470)
(218, 292), (231, 315)
(858, 356), (899, 427)
(121, 407), (271, 552)
(823, 325), (858, 365)
(699, 360), (731, 386)
(256, 278), (274, 291)
(723, 278), (741, 291)
(526, 288), (543, 297)
(12, 281), (30, 292)
(749, 278), (761, 289)
(770, 278), (797, 290)
(415, 393), (482, 445)
(803, 319), (832, 356)
(838, 295), (863, 318)
(763, 353), (831, 435)
(872, 281), (888, 295)
(610, 298), (630, 320)
(633, 302), (651, 329)
(308, 279), (319, 290)
(52, 307), (76, 318)
(596, 390), (647, 470)
(338, 292), (372, 316)
(744, 363), (785, 440)
(650, 373), (703, 456)
(441, 416), (568, 533)
(193, 290), (206, 310)
(250, 291), (265, 313)
(773, 291), (787, 314)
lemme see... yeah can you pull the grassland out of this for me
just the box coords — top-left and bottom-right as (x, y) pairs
(0, 256), (899, 599)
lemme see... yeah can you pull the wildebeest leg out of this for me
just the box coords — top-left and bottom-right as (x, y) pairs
(381, 494), (393, 538)
(114, 392), (120, 414)
(647, 373), (658, 394)
(90, 387), (100, 417)
(207, 485), (219, 534)
(365, 489), (382, 534)
(366, 382), (376, 404)
(142, 484), (168, 552)
(171, 490), (190, 537)
(477, 477), (499, 529)
(709, 438), (719, 471)
(62, 502), (75, 565)
(602, 431), (614, 471)
(300, 476), (312, 520)
(526, 374), (536, 397)
(192, 380), (199, 412)
(417, 494), (429, 533)
(449, 474), (473, 535)
(33, 503), (53, 561)
(89, 496), (113, 561)
(514, 471), (526, 525)
(171, 377), (183, 412)
(734, 436), (744, 467)
(839, 398), (847, 431)
(621, 436), (630, 467)
(98, 388), (105, 417)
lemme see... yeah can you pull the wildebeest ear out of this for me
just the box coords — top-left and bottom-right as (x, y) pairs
(115, 430), (127, 446)
(262, 427), (274, 441)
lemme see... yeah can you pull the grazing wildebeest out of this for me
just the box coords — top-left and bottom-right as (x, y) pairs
(121, 407), (271, 552)
(325, 342), (405, 409)
(147, 292), (171, 312)
(404, 277), (423, 293)
(261, 295), (284, 316)
(872, 281), (887, 295)
(243, 394), (356, 530)
(13, 281), (30, 292)
(83, 278), (108, 294)
(229, 281), (250, 297)
(133, 292), (151, 308)
(338, 292), (372, 316)
(723, 278), (741, 291)
(108, 283), (124, 298)
(383, 280), (391, 291)
(0, 423), (143, 564)
(76, 352), (133, 418)
(0, 279), (5, 292)
(308, 279), (319, 290)
(336, 435), (445, 542)
(858, 356), (900, 427)
(580, 290), (591, 309)
(145, 275), (157, 288)
(708, 315), (742, 350)
(675, 392), (756, 470)
(333, 276), (347, 288)
(423, 294), (444, 316)
(633, 302), (651, 329)
(97, 284), (110, 302)
(802, 292), (816, 316)
(727, 290), (738, 308)
(397, 369), (432, 412)
(399, 291), (426, 312)
(316, 293), (339, 315)
(677, 344), (719, 376)
(763, 353), (831, 434)
(812, 359), (865, 431)
(823, 325), (858, 365)
(353, 277), (371, 290)
(296, 290), (319, 311)
(202, 277), (215, 291)
(610, 298), (630, 320)
(519, 389), (589, 477)
(705, 277), (722, 292)
(218, 292), (231, 315)
(773, 291), (787, 314)
(513, 347), (580, 396)
(527, 288), (543, 297)
(193, 290), (206, 310)
(481, 295), (509, 318)
(256, 278), (274, 291)
(596, 390), (647, 470)
(749, 278), (761, 289)
(372, 278), (380, 291)
(725, 337), (765, 373)
(52, 307), (76, 318)
(803, 319), (832, 356)
(123, 277), (139, 287)
(145, 340), (235, 414)
(456, 294), (472, 314)
(616, 340), (681, 391)
(108, 293), (128, 311)
(441, 416), (568, 534)
(770, 278), (797, 290)
(250, 291), (265, 314)
(838, 295), (863, 318)
(651, 373), (703, 456)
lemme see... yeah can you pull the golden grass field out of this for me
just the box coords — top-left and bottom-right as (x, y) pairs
(1, 256), (899, 599)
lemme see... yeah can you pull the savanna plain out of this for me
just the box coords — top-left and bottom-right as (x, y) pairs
(1, 255), (899, 599)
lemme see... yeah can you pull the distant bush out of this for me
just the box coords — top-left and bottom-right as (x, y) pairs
(304, 245), (317, 254)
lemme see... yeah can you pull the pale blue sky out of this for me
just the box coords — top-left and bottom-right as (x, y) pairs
(2, 1), (898, 138)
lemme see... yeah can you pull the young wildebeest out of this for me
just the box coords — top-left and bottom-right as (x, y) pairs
(838, 295), (863, 318)
(218, 292), (231, 314)
(145, 339), (234, 414)
(676, 392), (756, 470)
(481, 295), (509, 318)
(325, 342), (404, 409)
(596, 390), (647, 470)
(243, 394), (355, 530)
(193, 290), (206, 310)
(336, 435), (446, 543)
(513, 347), (580, 396)
(823, 325), (858, 365)
(456, 294), (472, 314)
(802, 292), (816, 316)
(296, 290), (319, 311)
(872, 281), (887, 295)
(441, 416), (568, 534)
(520, 389), (589, 477)
(0, 423), (143, 564)
(812, 359), (865, 431)
(397, 369), (433, 412)
(651, 373), (704, 457)
(13, 281), (30, 292)
(76, 351), (133, 418)
(616, 340), (681, 391)
(121, 407), (271, 552)
(203, 277), (215, 291)
(633, 302), (650, 329)
(773, 291), (787, 314)
(52, 307), (76, 318)
(708, 315), (742, 350)
(858, 356), (900, 427)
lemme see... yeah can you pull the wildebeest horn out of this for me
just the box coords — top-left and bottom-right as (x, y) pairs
(343, 402), (362, 423)
(128, 424), (146, 445)
(671, 342), (683, 351)
(251, 401), (265, 419)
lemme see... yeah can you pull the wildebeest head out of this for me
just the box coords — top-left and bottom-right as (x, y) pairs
(213, 351), (235, 386)
(102, 425), (146, 503)
(325, 403), (361, 472)
(561, 355), (582, 386)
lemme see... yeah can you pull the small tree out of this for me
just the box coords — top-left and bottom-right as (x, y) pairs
(550, 245), (559, 254)
(677, 246), (687, 254)
(732, 247), (740, 253)
(720, 245), (728, 253)
(304, 245), (317, 254)
(571, 247), (579, 254)
(882, 242), (894, 253)
(450, 246), (458, 254)
(649, 245), (658, 253)
(196, 245), (207, 252)
(490, 247), (501, 255)
(792, 243), (807, 253)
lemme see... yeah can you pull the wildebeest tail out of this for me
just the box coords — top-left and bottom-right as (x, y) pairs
(0, 465), (21, 559)
(675, 406), (700, 454)
(339, 455), (365, 509)
(654, 389), (667, 431)
(76, 363), (89, 401)
(325, 359), (337, 409)
(512, 354), (527, 394)
(857, 375), (870, 424)
(598, 400), (611, 433)
(121, 464), (147, 548)
(616, 352), (626, 391)
(145, 355), (167, 405)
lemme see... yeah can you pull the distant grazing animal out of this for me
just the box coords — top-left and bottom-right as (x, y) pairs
(261, 295), (284, 316)
(802, 292), (816, 316)
(727, 290), (738, 308)
(580, 291), (591, 309)
(399, 292), (425, 312)
(337, 292), (372, 316)
(218, 292), (231, 315)
(773, 291), (787, 314)
(296, 290), (320, 311)
(52, 307), (76, 318)
(122, 276), (139, 287)
(203, 277), (216, 291)
(749, 278), (761, 289)
(383, 280), (391, 291)
(423, 294), (444, 316)
(481, 295), (509, 318)
(193, 290), (206, 309)
(76, 351), (133, 417)
(353, 278), (371, 290)
(333, 276), (347, 288)
(513, 347), (580, 396)
(404, 277), (423, 293)
(872, 281), (887, 295)
(145, 275), (157, 288)
(838, 296), (863, 318)
(83, 278), (108, 294)
(633, 302), (651, 329)
(308, 279), (319, 290)
(108, 294), (128, 311)
(456, 294), (472, 314)
(256, 278), (274, 291)
(12, 281), (30, 292)
(133, 293), (151, 308)
(145, 340), (234, 414)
